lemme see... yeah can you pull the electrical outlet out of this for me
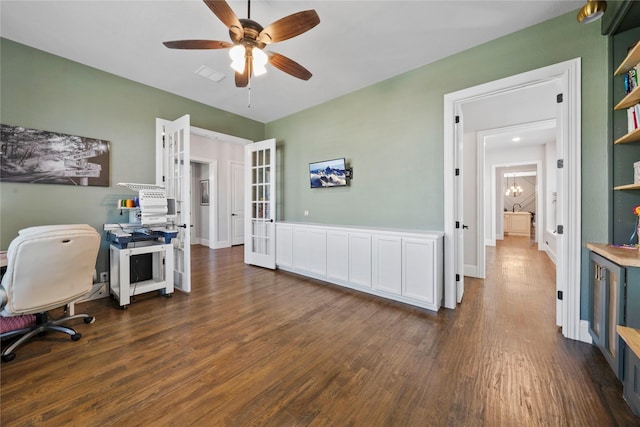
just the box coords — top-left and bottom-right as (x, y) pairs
(304, 210), (309, 216)
(99, 272), (109, 282)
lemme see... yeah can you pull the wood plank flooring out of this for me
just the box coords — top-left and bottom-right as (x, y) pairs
(1, 237), (639, 426)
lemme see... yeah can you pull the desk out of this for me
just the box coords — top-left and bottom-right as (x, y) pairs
(109, 242), (173, 308)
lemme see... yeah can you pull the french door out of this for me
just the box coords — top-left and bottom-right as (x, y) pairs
(244, 139), (276, 269)
(156, 115), (191, 292)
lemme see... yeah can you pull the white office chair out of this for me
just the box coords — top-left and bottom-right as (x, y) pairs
(0, 224), (100, 362)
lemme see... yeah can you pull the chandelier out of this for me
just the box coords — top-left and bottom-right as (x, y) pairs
(505, 176), (523, 197)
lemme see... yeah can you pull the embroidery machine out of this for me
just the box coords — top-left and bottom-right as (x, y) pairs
(103, 183), (178, 308)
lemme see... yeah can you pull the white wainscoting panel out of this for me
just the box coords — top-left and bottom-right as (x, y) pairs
(348, 232), (372, 288)
(327, 230), (349, 282)
(372, 235), (402, 295)
(275, 225), (293, 268)
(403, 237), (438, 305)
(308, 229), (327, 276)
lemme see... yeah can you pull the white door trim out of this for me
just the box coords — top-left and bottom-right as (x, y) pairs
(191, 125), (251, 146)
(443, 58), (583, 342)
(229, 160), (245, 246)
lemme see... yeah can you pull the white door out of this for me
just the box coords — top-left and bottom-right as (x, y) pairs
(455, 108), (465, 303)
(156, 115), (191, 293)
(244, 139), (276, 269)
(230, 161), (245, 245)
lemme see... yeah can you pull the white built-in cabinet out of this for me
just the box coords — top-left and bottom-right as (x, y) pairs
(276, 222), (444, 312)
(292, 227), (327, 276)
(326, 230), (349, 282)
(504, 212), (531, 237)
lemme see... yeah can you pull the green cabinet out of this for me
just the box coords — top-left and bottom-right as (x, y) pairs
(623, 341), (640, 416)
(589, 252), (626, 379)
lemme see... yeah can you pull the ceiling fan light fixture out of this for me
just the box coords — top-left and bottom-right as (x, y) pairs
(164, 0), (319, 87)
(577, 0), (607, 24)
(252, 47), (268, 76)
(229, 45), (246, 73)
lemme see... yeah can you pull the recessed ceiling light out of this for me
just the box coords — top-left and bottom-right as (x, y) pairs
(195, 65), (226, 83)
(512, 137), (521, 142)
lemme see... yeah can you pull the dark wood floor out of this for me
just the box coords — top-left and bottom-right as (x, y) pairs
(1, 237), (639, 426)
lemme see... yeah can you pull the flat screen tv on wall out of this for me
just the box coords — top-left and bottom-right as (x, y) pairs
(309, 158), (347, 188)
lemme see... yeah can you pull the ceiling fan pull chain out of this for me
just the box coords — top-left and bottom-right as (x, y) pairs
(248, 81), (251, 108)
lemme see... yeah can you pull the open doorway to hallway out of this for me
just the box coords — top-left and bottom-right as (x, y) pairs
(190, 161), (214, 247)
(444, 59), (585, 342)
(190, 129), (249, 249)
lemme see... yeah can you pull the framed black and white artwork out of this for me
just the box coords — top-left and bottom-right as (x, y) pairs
(0, 124), (110, 187)
(200, 179), (210, 205)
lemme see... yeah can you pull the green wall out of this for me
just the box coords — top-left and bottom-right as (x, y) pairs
(266, 11), (609, 317)
(0, 38), (264, 274)
(1, 10), (613, 319)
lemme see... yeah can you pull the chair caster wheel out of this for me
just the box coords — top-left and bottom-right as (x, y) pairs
(1, 353), (16, 362)
(83, 316), (95, 324)
(71, 333), (82, 341)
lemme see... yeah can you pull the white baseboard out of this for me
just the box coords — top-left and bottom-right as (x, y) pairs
(212, 240), (231, 249)
(545, 248), (556, 265)
(579, 319), (592, 344)
(76, 282), (109, 304)
(464, 265), (478, 277)
(200, 238), (210, 246)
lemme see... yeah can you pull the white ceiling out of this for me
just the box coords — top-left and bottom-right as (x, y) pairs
(0, 0), (583, 123)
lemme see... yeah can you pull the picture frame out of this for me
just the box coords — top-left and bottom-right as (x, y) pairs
(200, 179), (210, 205)
(0, 123), (111, 187)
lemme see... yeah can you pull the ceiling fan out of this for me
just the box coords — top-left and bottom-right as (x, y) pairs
(163, 0), (320, 88)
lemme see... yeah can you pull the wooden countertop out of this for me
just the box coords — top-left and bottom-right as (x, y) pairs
(586, 243), (640, 268)
(617, 326), (640, 358)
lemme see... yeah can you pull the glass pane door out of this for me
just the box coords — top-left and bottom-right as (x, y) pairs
(244, 139), (276, 269)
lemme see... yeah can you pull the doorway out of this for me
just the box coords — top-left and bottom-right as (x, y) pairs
(190, 127), (250, 249)
(190, 161), (216, 247)
(444, 58), (585, 342)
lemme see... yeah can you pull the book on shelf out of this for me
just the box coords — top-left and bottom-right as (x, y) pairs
(628, 104), (640, 133)
(624, 65), (639, 94)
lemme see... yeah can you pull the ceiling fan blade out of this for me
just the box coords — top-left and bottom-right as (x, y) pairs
(269, 52), (312, 81)
(257, 10), (320, 44)
(235, 56), (251, 87)
(163, 40), (233, 49)
(203, 0), (243, 40)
